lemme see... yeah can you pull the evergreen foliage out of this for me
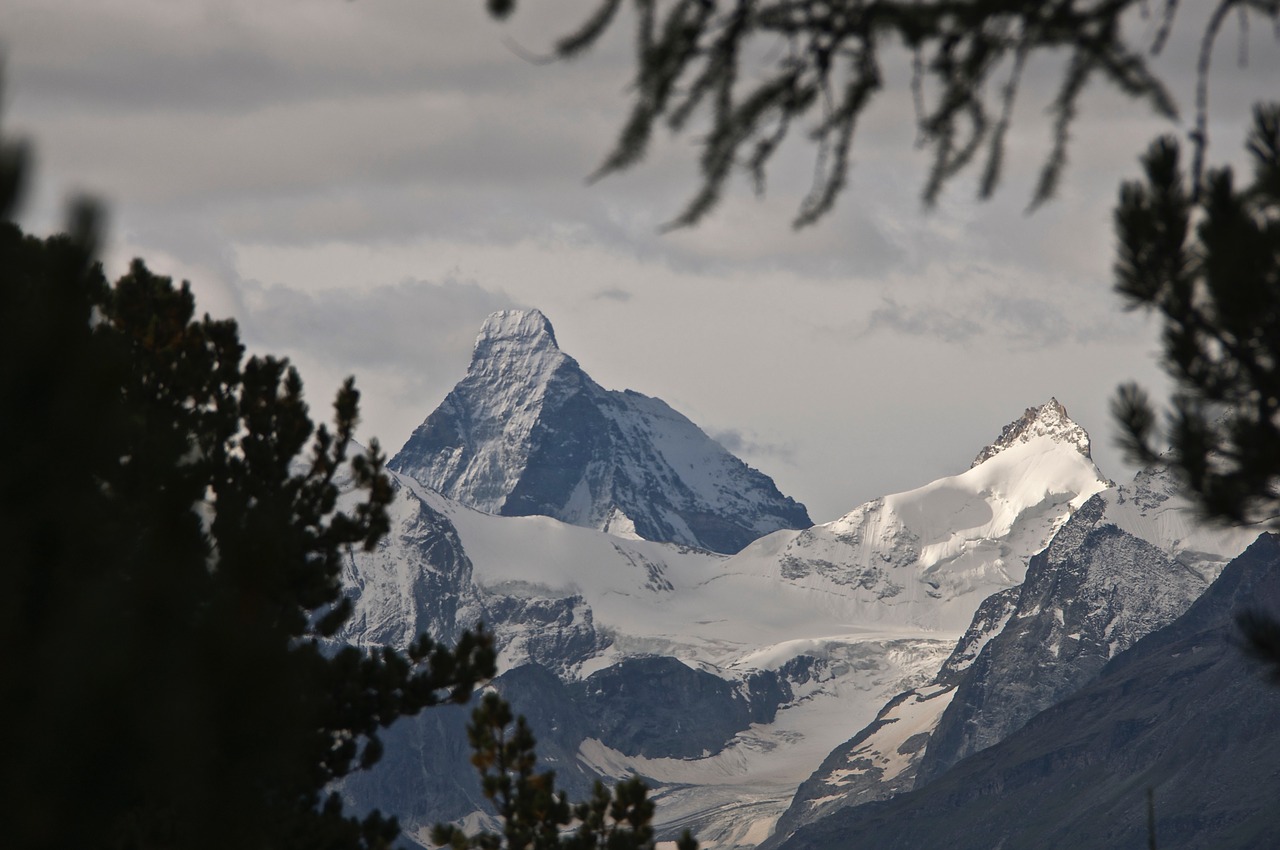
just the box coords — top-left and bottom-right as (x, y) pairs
(433, 693), (697, 850)
(0, 213), (497, 849)
(1111, 102), (1280, 681)
(490, 0), (1278, 228)
(1112, 103), (1280, 528)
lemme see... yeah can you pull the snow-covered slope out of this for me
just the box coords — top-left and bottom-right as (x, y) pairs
(389, 309), (810, 554)
(340, 467), (954, 844)
(720, 399), (1110, 633)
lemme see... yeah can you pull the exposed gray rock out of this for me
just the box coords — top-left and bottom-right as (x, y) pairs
(341, 657), (798, 840)
(970, 397), (1091, 468)
(916, 495), (1207, 783)
(338, 478), (482, 650)
(766, 490), (1215, 850)
(483, 593), (609, 678)
(935, 585), (1022, 684)
(760, 683), (956, 850)
(570, 656), (792, 760)
(761, 585), (1022, 849)
(340, 664), (599, 837)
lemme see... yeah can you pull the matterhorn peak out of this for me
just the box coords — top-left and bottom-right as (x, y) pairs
(475, 309), (558, 351)
(390, 308), (810, 553)
(971, 398), (1091, 468)
(466, 308), (573, 386)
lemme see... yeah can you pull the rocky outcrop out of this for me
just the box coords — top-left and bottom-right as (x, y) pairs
(570, 657), (792, 760)
(738, 400), (1110, 633)
(970, 397), (1091, 468)
(763, 466), (1251, 849)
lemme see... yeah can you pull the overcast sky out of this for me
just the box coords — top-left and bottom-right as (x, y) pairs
(6, 1), (1279, 523)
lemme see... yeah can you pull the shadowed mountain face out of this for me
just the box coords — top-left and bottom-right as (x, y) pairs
(913, 496), (1208, 784)
(389, 309), (810, 554)
(776, 533), (1280, 850)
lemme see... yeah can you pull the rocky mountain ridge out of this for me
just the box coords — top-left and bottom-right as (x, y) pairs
(970, 396), (1091, 467)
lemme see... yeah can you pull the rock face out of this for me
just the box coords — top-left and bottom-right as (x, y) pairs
(914, 497), (1205, 783)
(389, 309), (810, 554)
(761, 682), (958, 850)
(775, 533), (1280, 850)
(761, 584), (1025, 849)
(970, 397), (1090, 468)
(336, 468), (957, 845)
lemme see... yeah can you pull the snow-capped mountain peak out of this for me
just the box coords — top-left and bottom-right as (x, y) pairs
(389, 309), (811, 553)
(473, 308), (559, 360)
(722, 401), (1111, 633)
(468, 308), (572, 385)
(970, 398), (1090, 468)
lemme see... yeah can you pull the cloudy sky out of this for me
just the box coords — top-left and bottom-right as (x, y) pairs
(6, 1), (1278, 523)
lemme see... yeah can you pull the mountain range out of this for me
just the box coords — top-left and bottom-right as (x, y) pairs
(333, 310), (1273, 849)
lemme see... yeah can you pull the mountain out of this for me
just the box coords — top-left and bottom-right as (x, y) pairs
(724, 398), (1110, 634)
(774, 533), (1280, 850)
(388, 309), (810, 554)
(337, 399), (1118, 846)
(764, 458), (1257, 849)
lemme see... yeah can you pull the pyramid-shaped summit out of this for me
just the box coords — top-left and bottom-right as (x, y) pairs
(970, 398), (1091, 469)
(390, 309), (811, 554)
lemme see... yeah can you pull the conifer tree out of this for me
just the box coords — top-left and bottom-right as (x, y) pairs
(0, 83), (678, 849)
(1113, 103), (1280, 528)
(1111, 102), (1280, 679)
(0, 211), (496, 849)
(434, 693), (697, 850)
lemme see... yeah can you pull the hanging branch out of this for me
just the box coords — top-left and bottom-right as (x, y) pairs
(491, 0), (1280, 227)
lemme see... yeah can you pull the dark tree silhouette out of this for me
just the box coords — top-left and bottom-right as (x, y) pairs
(1110, 103), (1280, 681)
(0, 213), (497, 849)
(0, 72), (680, 850)
(1113, 103), (1280, 529)
(434, 693), (697, 850)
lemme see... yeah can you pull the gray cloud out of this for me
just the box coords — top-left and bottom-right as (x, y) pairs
(861, 284), (1137, 348)
(8, 0), (1275, 522)
(709, 428), (798, 466)
(229, 274), (524, 450)
(237, 275), (520, 377)
(865, 298), (984, 343)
